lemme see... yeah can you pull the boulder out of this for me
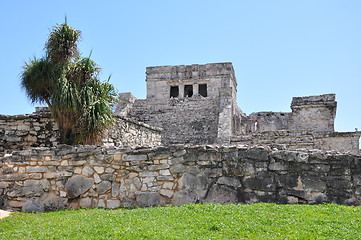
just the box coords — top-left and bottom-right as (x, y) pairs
(22, 200), (44, 212)
(65, 176), (94, 198)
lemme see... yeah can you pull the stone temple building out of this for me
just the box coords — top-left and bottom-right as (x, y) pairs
(116, 62), (360, 153)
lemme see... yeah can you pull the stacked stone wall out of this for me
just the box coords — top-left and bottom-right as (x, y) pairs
(0, 111), (161, 152)
(290, 94), (337, 132)
(231, 131), (361, 154)
(103, 116), (161, 148)
(1, 145), (361, 211)
(0, 111), (59, 152)
(127, 98), (220, 145)
(231, 130), (315, 150)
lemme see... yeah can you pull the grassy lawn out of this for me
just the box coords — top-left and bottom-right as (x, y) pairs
(0, 203), (360, 239)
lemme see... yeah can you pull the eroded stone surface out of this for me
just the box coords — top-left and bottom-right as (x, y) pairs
(1, 145), (361, 211)
(65, 176), (94, 198)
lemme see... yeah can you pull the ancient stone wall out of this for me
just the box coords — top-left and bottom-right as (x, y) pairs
(125, 98), (220, 145)
(290, 94), (337, 132)
(314, 132), (361, 153)
(238, 94), (359, 152)
(146, 63), (237, 100)
(120, 62), (243, 146)
(0, 109), (161, 152)
(103, 116), (161, 148)
(243, 94), (337, 134)
(231, 130), (315, 150)
(248, 112), (292, 132)
(0, 109), (59, 152)
(1, 145), (361, 211)
(231, 131), (361, 154)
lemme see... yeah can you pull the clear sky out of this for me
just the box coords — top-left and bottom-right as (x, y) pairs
(1, 1), (360, 132)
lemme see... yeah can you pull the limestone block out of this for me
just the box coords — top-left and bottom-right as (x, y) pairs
(40, 193), (67, 211)
(65, 175), (94, 198)
(107, 200), (121, 209)
(94, 173), (101, 183)
(216, 177), (241, 188)
(243, 177), (276, 191)
(142, 177), (155, 183)
(60, 160), (69, 166)
(204, 185), (238, 204)
(287, 196), (299, 204)
(80, 198), (92, 208)
(69, 160), (87, 166)
(22, 200), (44, 212)
(162, 182), (174, 189)
(160, 189), (174, 198)
(100, 174), (116, 182)
(156, 176), (174, 181)
(113, 153), (122, 161)
(139, 171), (158, 177)
(97, 181), (111, 194)
(268, 162), (288, 171)
(0, 174), (29, 181)
(17, 124), (30, 131)
(160, 170), (171, 176)
(24, 180), (40, 186)
(111, 183), (120, 198)
(170, 164), (186, 173)
(148, 164), (169, 171)
(133, 177), (142, 189)
(105, 167), (115, 173)
(135, 192), (165, 207)
(29, 173), (43, 179)
(172, 191), (198, 206)
(44, 171), (72, 179)
(98, 199), (106, 208)
(8, 200), (24, 208)
(306, 192), (328, 204)
(6, 136), (21, 142)
(43, 161), (61, 166)
(170, 157), (184, 164)
(173, 150), (186, 157)
(60, 191), (67, 197)
(123, 154), (147, 161)
(94, 166), (105, 174)
(26, 166), (48, 173)
(82, 166), (94, 177)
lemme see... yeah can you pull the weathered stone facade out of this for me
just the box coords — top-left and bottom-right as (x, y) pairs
(116, 63), (244, 145)
(0, 108), (161, 153)
(118, 63), (360, 153)
(1, 145), (361, 211)
(236, 94), (361, 153)
(0, 108), (59, 152)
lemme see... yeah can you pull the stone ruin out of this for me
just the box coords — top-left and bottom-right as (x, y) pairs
(116, 62), (360, 153)
(1, 62), (361, 211)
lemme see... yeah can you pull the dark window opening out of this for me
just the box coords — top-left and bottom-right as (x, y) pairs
(170, 86), (179, 98)
(199, 84), (207, 97)
(184, 85), (193, 97)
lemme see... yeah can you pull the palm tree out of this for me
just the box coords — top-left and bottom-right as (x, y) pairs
(21, 20), (117, 145)
(20, 57), (59, 107)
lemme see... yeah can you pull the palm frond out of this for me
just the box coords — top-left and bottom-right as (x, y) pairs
(46, 22), (81, 64)
(20, 57), (61, 106)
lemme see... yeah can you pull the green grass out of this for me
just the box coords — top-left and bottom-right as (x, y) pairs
(0, 203), (360, 239)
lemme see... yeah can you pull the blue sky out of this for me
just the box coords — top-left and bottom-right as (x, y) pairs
(1, 1), (360, 132)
